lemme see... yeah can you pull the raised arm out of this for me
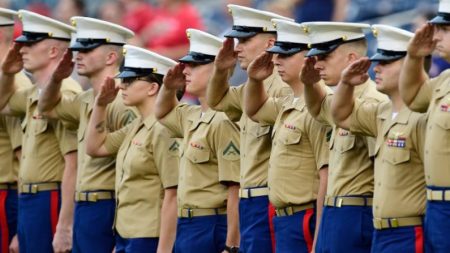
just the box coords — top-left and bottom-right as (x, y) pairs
(331, 57), (371, 130)
(155, 64), (186, 120)
(244, 52), (273, 121)
(39, 50), (74, 117)
(301, 57), (328, 118)
(399, 23), (434, 107)
(0, 43), (24, 112)
(207, 38), (237, 108)
(85, 77), (119, 157)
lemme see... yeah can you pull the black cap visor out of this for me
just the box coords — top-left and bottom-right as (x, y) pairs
(370, 49), (406, 62)
(179, 52), (216, 64)
(306, 37), (365, 57)
(15, 31), (68, 44)
(225, 25), (274, 38)
(430, 12), (450, 25)
(267, 41), (308, 55)
(70, 38), (124, 52)
(116, 67), (157, 79)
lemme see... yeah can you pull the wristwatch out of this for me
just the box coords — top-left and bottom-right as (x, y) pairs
(224, 245), (239, 253)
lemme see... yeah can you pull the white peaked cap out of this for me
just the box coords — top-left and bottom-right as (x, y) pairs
(71, 16), (134, 45)
(187, 29), (223, 56)
(0, 8), (16, 26)
(430, 0), (450, 24)
(302, 21), (370, 44)
(273, 19), (310, 44)
(370, 24), (413, 61)
(17, 10), (74, 40)
(121, 45), (177, 77)
(225, 4), (293, 38)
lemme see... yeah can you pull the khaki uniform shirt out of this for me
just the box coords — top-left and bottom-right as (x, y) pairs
(7, 78), (80, 187)
(350, 100), (426, 218)
(160, 104), (240, 209)
(104, 115), (179, 238)
(317, 80), (388, 197)
(0, 73), (32, 184)
(408, 69), (450, 187)
(55, 89), (135, 192)
(213, 73), (291, 188)
(254, 95), (330, 207)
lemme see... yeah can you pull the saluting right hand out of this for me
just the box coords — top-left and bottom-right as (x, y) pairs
(247, 52), (274, 82)
(340, 57), (371, 86)
(214, 38), (237, 71)
(408, 23), (436, 58)
(1, 43), (23, 75)
(96, 76), (119, 107)
(300, 57), (321, 86)
(52, 50), (74, 82)
(163, 63), (186, 90)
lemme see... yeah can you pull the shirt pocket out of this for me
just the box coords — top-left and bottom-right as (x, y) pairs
(33, 119), (48, 135)
(185, 147), (210, 164)
(250, 124), (271, 138)
(336, 135), (356, 153)
(434, 112), (450, 130)
(383, 148), (412, 189)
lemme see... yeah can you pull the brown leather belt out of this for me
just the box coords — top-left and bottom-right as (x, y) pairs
(275, 202), (315, 217)
(373, 216), (423, 230)
(0, 183), (18, 190)
(178, 207), (227, 218)
(75, 191), (115, 202)
(239, 187), (269, 198)
(21, 182), (60, 194)
(324, 196), (373, 207)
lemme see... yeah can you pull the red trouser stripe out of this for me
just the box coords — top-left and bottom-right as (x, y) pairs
(50, 191), (59, 235)
(268, 203), (276, 253)
(0, 191), (9, 253)
(302, 209), (314, 252)
(414, 226), (424, 253)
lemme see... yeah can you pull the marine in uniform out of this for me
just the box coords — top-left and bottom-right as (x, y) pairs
(0, 9), (28, 253)
(206, 5), (292, 252)
(0, 10), (81, 253)
(398, 0), (450, 251)
(299, 22), (388, 253)
(37, 17), (135, 253)
(155, 29), (240, 253)
(243, 19), (331, 252)
(85, 45), (180, 253)
(331, 24), (427, 253)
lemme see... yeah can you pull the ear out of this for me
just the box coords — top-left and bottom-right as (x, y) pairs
(266, 36), (276, 49)
(347, 52), (359, 63)
(105, 50), (118, 66)
(48, 45), (60, 59)
(147, 82), (160, 97)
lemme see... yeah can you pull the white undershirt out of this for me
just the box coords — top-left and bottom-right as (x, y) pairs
(392, 112), (398, 120)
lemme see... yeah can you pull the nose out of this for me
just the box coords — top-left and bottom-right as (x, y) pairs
(273, 54), (281, 66)
(373, 63), (381, 73)
(182, 65), (191, 76)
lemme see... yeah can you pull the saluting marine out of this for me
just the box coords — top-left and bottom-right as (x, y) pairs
(38, 17), (135, 253)
(0, 10), (81, 253)
(300, 22), (388, 253)
(156, 29), (240, 253)
(399, 0), (450, 251)
(86, 45), (180, 253)
(243, 18), (331, 252)
(332, 24), (427, 253)
(207, 5), (292, 253)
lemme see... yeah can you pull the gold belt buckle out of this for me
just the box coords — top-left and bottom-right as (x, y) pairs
(88, 193), (98, 202)
(390, 218), (399, 228)
(31, 184), (38, 194)
(336, 198), (343, 208)
(374, 218), (382, 229)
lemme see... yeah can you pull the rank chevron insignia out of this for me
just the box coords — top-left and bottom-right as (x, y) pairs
(169, 141), (180, 152)
(223, 141), (240, 156)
